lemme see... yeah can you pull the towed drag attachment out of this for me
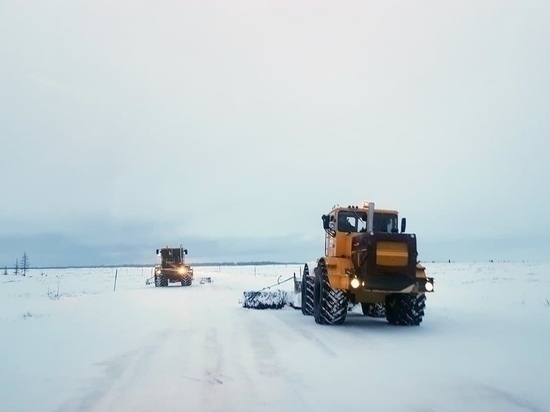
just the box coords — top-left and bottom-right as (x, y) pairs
(242, 289), (288, 309)
(242, 275), (295, 309)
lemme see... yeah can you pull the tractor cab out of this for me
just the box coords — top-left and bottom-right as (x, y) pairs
(322, 202), (404, 258)
(156, 247), (188, 268)
(336, 210), (399, 234)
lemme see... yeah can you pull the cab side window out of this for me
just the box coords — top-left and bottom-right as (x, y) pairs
(338, 213), (357, 232)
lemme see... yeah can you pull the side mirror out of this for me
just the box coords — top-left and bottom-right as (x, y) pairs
(322, 214), (329, 230)
(401, 218), (407, 233)
(156, 249), (159, 255)
(183, 249), (188, 255)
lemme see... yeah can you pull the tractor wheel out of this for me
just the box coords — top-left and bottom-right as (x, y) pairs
(154, 275), (160, 287)
(181, 277), (192, 287)
(361, 303), (386, 318)
(160, 276), (168, 287)
(301, 264), (314, 316)
(313, 262), (348, 325)
(385, 293), (426, 326)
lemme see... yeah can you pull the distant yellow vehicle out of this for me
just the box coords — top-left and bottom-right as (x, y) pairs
(154, 246), (194, 287)
(301, 201), (434, 325)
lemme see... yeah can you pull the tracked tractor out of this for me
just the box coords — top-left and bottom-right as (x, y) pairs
(154, 246), (194, 287)
(301, 201), (434, 325)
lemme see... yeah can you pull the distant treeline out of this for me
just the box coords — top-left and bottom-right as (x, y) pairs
(192, 261), (302, 267)
(25, 261), (302, 270)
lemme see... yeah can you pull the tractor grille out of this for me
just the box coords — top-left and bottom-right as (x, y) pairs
(351, 232), (417, 279)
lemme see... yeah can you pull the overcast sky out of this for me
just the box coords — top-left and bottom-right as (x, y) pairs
(1, 1), (549, 266)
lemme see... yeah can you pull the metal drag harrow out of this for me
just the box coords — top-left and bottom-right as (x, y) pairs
(242, 275), (294, 309)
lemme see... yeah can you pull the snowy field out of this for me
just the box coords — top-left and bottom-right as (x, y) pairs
(1, 262), (549, 412)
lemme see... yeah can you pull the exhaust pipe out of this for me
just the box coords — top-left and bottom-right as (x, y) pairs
(367, 202), (374, 234)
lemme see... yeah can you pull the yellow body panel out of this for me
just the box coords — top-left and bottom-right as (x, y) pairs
(323, 257), (354, 289)
(376, 241), (409, 266)
(326, 232), (360, 258)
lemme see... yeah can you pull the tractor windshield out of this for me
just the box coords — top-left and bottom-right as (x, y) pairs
(373, 214), (399, 233)
(338, 211), (398, 233)
(160, 248), (183, 266)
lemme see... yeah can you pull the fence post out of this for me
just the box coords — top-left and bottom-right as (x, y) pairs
(113, 269), (118, 291)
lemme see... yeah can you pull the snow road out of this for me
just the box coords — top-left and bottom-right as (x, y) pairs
(1, 263), (549, 411)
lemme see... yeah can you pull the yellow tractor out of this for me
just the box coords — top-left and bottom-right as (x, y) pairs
(301, 201), (434, 325)
(154, 246), (194, 287)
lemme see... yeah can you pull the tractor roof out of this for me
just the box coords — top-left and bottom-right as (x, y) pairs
(331, 204), (399, 215)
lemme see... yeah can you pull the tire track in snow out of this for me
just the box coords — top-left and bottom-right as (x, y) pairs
(56, 328), (177, 412)
(271, 310), (338, 357)
(239, 312), (312, 410)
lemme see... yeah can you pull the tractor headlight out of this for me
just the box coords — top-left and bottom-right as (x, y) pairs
(178, 267), (187, 275)
(350, 277), (360, 289)
(425, 281), (433, 292)
(155, 268), (161, 275)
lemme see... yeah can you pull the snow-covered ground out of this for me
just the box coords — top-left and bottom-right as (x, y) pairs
(1, 262), (549, 412)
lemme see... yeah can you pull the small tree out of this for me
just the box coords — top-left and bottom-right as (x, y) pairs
(14, 258), (19, 276)
(21, 252), (29, 276)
